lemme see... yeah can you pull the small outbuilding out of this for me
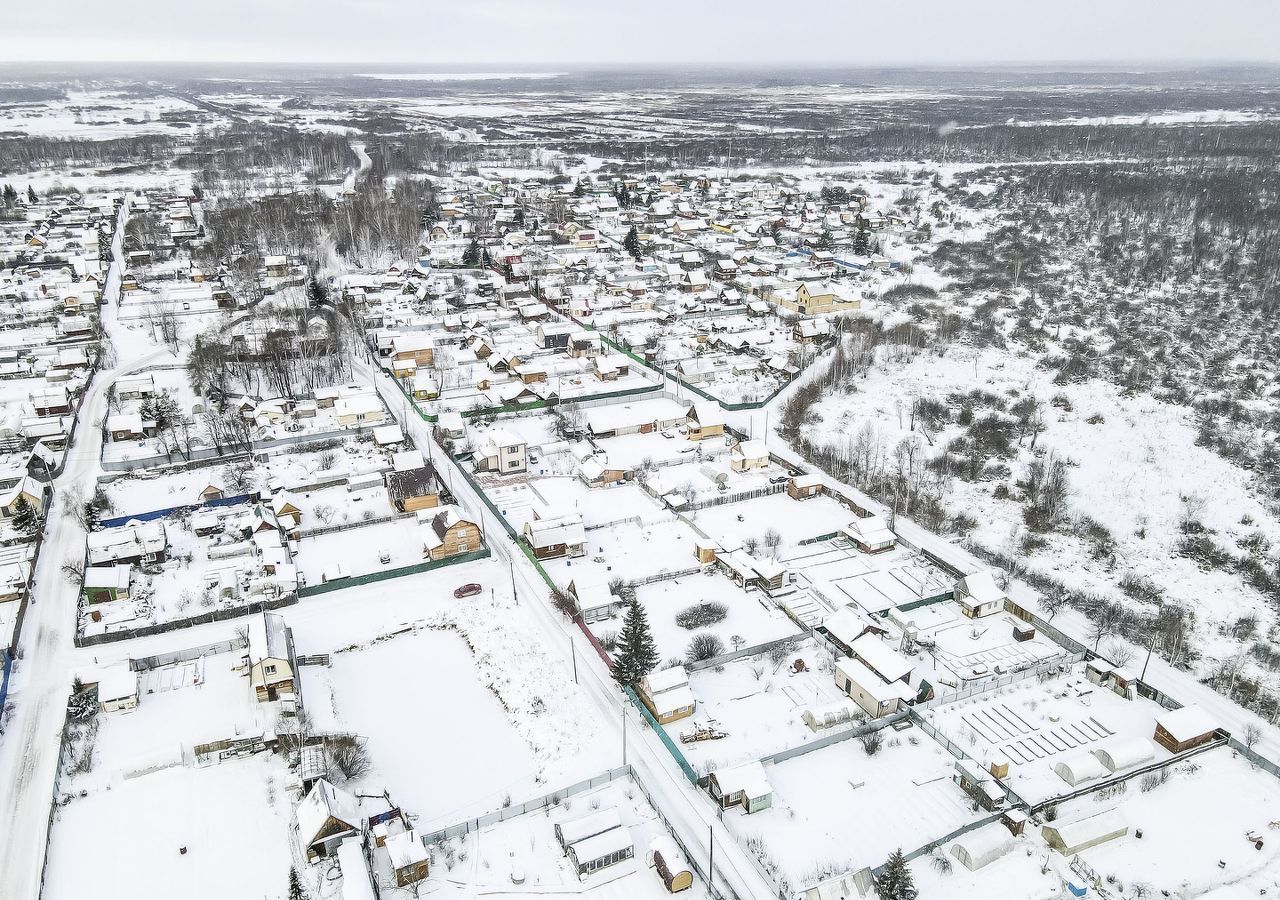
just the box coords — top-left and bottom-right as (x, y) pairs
(954, 570), (1006, 618)
(842, 515), (896, 553)
(567, 825), (634, 878)
(648, 836), (693, 893)
(707, 761), (773, 814)
(1054, 752), (1110, 787)
(95, 665), (139, 713)
(787, 473), (824, 500)
(385, 830), (429, 886)
(1153, 705), (1220, 753)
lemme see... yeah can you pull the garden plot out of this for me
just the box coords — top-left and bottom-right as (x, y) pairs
(288, 479), (395, 527)
(423, 775), (711, 900)
(735, 729), (982, 889)
(260, 442), (395, 492)
(663, 641), (849, 771)
(101, 465), (252, 516)
(542, 516), (703, 586)
(688, 492), (852, 551)
(292, 516), (427, 584)
(306, 629), (541, 828)
(919, 607), (1067, 682)
(788, 541), (952, 615)
(922, 665), (1173, 805)
(596, 570), (802, 665)
(1058, 748), (1280, 897)
(590, 429), (711, 470)
(647, 456), (788, 507)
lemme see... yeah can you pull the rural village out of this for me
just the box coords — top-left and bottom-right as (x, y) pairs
(2, 68), (1280, 900)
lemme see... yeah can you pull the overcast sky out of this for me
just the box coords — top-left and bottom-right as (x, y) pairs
(8, 0), (1280, 66)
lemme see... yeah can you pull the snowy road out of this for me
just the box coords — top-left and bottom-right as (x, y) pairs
(0, 197), (170, 900)
(356, 356), (776, 900)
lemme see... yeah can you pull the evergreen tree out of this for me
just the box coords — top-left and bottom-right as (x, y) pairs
(1, 184), (16, 207)
(876, 848), (917, 900)
(512, 207), (525, 226)
(287, 866), (307, 900)
(612, 599), (659, 686)
(11, 496), (39, 536)
(623, 225), (641, 259)
(82, 502), (100, 532)
(572, 180), (586, 198)
(462, 240), (480, 267)
(852, 229), (871, 256)
(26, 185), (37, 204)
(817, 230), (835, 252)
(481, 248), (492, 269)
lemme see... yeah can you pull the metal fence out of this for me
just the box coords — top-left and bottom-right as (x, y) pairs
(129, 637), (246, 671)
(914, 653), (1085, 713)
(99, 424), (379, 473)
(762, 709), (908, 766)
(686, 632), (811, 673)
(75, 592), (299, 647)
(417, 765), (634, 845)
(624, 685), (700, 784)
(682, 483), (786, 512)
(296, 547), (490, 597)
(297, 510), (414, 539)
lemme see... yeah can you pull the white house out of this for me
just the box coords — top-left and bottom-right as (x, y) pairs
(954, 570), (1006, 619)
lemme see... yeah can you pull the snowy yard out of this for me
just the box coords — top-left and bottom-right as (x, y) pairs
(423, 776), (711, 900)
(293, 516), (426, 583)
(734, 727), (982, 888)
(664, 640), (849, 771)
(688, 492), (852, 550)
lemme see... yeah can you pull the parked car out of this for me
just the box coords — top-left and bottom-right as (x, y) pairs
(453, 583), (482, 598)
(769, 475), (790, 485)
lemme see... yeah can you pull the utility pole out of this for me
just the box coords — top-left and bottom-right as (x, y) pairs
(622, 705), (627, 766)
(707, 824), (715, 893)
(571, 641), (578, 684)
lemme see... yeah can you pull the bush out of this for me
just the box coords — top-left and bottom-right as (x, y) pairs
(861, 731), (883, 755)
(675, 601), (728, 630)
(326, 734), (371, 780)
(686, 633), (725, 663)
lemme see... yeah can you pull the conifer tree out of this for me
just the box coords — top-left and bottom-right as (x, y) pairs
(11, 496), (38, 536)
(27, 185), (37, 203)
(462, 240), (480, 267)
(623, 225), (641, 259)
(876, 848), (917, 900)
(288, 866), (307, 900)
(613, 598), (659, 686)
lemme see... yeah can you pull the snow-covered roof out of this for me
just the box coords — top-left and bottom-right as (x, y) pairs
(83, 564), (130, 590)
(834, 657), (915, 705)
(248, 612), (290, 664)
(732, 439), (768, 460)
(95, 664), (137, 703)
(1092, 737), (1157, 773)
(1156, 705), (1218, 743)
(956, 570), (1005, 604)
(843, 515), (895, 547)
(849, 633), (912, 683)
(643, 665), (689, 695)
(524, 513), (585, 549)
(711, 760), (771, 799)
(386, 830), (428, 870)
(557, 808), (623, 848)
(337, 837), (376, 900)
(297, 779), (361, 845)
(950, 823), (1014, 870)
(1046, 810), (1128, 851)
(1053, 752), (1109, 786)
(568, 824), (633, 865)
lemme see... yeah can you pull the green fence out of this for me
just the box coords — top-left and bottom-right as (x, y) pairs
(297, 548), (491, 597)
(798, 530), (840, 546)
(624, 685), (700, 785)
(895, 591), (955, 613)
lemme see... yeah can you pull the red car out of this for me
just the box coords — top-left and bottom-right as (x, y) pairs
(453, 583), (482, 599)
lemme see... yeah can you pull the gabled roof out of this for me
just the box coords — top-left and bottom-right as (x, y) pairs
(297, 778), (361, 845)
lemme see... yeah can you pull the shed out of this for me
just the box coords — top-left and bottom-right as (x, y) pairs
(787, 473), (824, 500)
(567, 825), (634, 877)
(648, 836), (693, 893)
(708, 761), (772, 814)
(949, 823), (1015, 871)
(1054, 752), (1109, 787)
(337, 836), (376, 900)
(954, 570), (1006, 618)
(1154, 705), (1219, 753)
(848, 633), (912, 683)
(1092, 737), (1156, 773)
(385, 830), (429, 886)
(842, 516), (896, 553)
(95, 664), (139, 713)
(1042, 810), (1128, 856)
(556, 808), (623, 851)
(297, 778), (362, 860)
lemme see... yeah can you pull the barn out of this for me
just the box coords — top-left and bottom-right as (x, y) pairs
(1153, 705), (1220, 753)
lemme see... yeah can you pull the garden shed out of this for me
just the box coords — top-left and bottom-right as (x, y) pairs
(555, 808), (623, 851)
(648, 836), (694, 892)
(567, 825), (634, 877)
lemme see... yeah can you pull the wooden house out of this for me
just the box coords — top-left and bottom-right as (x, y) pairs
(685, 402), (724, 441)
(421, 507), (481, 561)
(707, 761), (772, 814)
(787, 473), (824, 500)
(386, 463), (440, 513)
(1153, 705), (1219, 753)
(247, 612), (296, 702)
(297, 779), (362, 861)
(729, 439), (768, 472)
(386, 830), (429, 886)
(523, 513), (586, 559)
(954, 570), (1006, 619)
(638, 666), (696, 724)
(842, 515), (896, 554)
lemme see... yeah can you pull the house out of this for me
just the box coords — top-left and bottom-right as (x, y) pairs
(556, 809), (623, 851)
(842, 515), (896, 553)
(729, 440), (769, 472)
(707, 761), (772, 814)
(86, 521), (167, 566)
(246, 612), (296, 702)
(1153, 705), (1219, 753)
(792, 318), (832, 344)
(106, 412), (152, 442)
(585, 399), (688, 437)
(638, 665), (696, 724)
(436, 410), (466, 441)
(787, 473), (824, 500)
(576, 457), (629, 488)
(685, 402), (724, 441)
(83, 564), (132, 603)
(566, 825), (634, 877)
(0, 475), (46, 517)
(834, 656), (914, 718)
(197, 482), (225, 502)
(716, 549), (786, 592)
(420, 507), (481, 560)
(411, 370), (438, 400)
(767, 280), (860, 316)
(297, 779), (362, 860)
(386, 464), (440, 513)
(954, 570), (1006, 619)
(848, 633), (912, 684)
(523, 513), (586, 559)
(391, 333), (435, 369)
(477, 429), (527, 474)
(264, 255), (290, 278)
(568, 574), (620, 622)
(31, 386), (70, 417)
(94, 664), (139, 713)
(334, 394), (386, 427)
(536, 321), (575, 349)
(1041, 810), (1128, 856)
(385, 830), (429, 886)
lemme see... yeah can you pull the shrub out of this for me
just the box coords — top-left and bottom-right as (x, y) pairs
(675, 601), (728, 630)
(861, 731), (883, 755)
(686, 633), (725, 663)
